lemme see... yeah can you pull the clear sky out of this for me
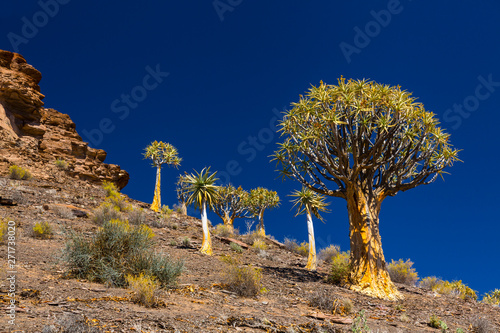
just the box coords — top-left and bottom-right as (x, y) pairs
(2, 1), (499, 297)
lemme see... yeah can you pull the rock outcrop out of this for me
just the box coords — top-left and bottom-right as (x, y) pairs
(0, 50), (129, 189)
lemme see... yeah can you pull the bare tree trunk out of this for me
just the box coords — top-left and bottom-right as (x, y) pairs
(346, 185), (402, 300)
(305, 211), (317, 271)
(151, 166), (161, 212)
(200, 200), (212, 255)
(179, 202), (187, 215)
(257, 210), (265, 237)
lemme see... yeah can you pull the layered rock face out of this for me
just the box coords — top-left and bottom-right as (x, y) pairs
(0, 50), (129, 189)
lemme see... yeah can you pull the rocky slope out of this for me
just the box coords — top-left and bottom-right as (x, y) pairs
(0, 50), (128, 189)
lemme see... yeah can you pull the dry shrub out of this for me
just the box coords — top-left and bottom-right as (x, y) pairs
(92, 202), (121, 225)
(387, 259), (419, 286)
(126, 273), (159, 307)
(252, 239), (268, 252)
(102, 181), (131, 212)
(284, 238), (308, 257)
(53, 205), (74, 219)
(9, 165), (32, 180)
(220, 255), (262, 297)
(128, 207), (146, 225)
(482, 289), (500, 305)
(326, 251), (350, 285)
(308, 289), (352, 315)
(32, 221), (53, 239)
(318, 245), (340, 263)
(41, 313), (101, 333)
(432, 280), (477, 300)
(54, 159), (68, 170)
(419, 276), (441, 290)
(471, 316), (493, 333)
(0, 218), (9, 243)
(215, 224), (233, 238)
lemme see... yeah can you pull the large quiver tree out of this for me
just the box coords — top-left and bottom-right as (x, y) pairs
(273, 78), (459, 300)
(213, 184), (250, 229)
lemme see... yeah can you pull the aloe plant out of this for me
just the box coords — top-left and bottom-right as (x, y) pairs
(290, 187), (330, 271)
(247, 187), (280, 236)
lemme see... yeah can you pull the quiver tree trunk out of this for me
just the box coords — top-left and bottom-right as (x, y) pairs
(347, 186), (402, 300)
(305, 211), (317, 271)
(222, 212), (234, 232)
(200, 201), (212, 255)
(151, 166), (161, 212)
(179, 202), (187, 215)
(257, 210), (265, 236)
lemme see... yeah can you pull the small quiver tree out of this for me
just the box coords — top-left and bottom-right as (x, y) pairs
(183, 167), (219, 255)
(273, 78), (459, 300)
(290, 187), (330, 271)
(143, 141), (181, 212)
(213, 184), (250, 231)
(176, 175), (189, 215)
(247, 187), (280, 237)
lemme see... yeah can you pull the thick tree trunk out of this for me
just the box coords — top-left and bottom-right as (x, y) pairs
(346, 186), (402, 300)
(151, 166), (161, 212)
(305, 211), (317, 271)
(222, 212), (234, 232)
(179, 202), (187, 215)
(257, 210), (265, 237)
(200, 201), (212, 255)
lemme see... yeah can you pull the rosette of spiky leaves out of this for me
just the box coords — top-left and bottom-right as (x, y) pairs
(290, 187), (330, 222)
(183, 167), (219, 210)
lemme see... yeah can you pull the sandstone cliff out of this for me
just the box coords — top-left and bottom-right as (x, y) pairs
(0, 50), (129, 189)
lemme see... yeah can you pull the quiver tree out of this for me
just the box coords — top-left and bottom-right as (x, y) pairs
(176, 175), (189, 215)
(273, 78), (459, 300)
(183, 167), (219, 255)
(213, 184), (250, 230)
(290, 187), (330, 271)
(248, 187), (280, 236)
(143, 141), (181, 212)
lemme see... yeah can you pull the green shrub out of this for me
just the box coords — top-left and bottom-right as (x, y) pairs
(160, 205), (173, 218)
(230, 242), (244, 254)
(318, 245), (340, 263)
(180, 236), (191, 248)
(92, 202), (121, 225)
(102, 181), (131, 211)
(456, 328), (465, 333)
(352, 310), (370, 333)
(32, 221), (52, 239)
(8, 165), (32, 180)
(63, 218), (183, 287)
(429, 315), (448, 332)
(102, 181), (119, 197)
(482, 289), (500, 305)
(326, 251), (350, 285)
(126, 273), (159, 307)
(54, 158), (68, 170)
(387, 259), (419, 286)
(220, 255), (262, 297)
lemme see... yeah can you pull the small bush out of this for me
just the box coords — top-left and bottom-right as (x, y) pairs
(284, 237), (299, 252)
(102, 181), (119, 197)
(352, 310), (370, 333)
(419, 276), (441, 290)
(220, 255), (262, 297)
(215, 224), (233, 238)
(9, 165), (32, 180)
(482, 289), (500, 305)
(326, 251), (350, 285)
(126, 273), (159, 307)
(429, 315), (448, 332)
(92, 202), (121, 225)
(471, 316), (493, 333)
(433, 280), (477, 300)
(308, 289), (351, 315)
(456, 328), (465, 333)
(244, 230), (262, 246)
(128, 207), (146, 225)
(252, 239), (268, 252)
(160, 205), (173, 219)
(387, 259), (419, 286)
(318, 245), (340, 264)
(63, 218), (183, 287)
(0, 218), (10, 243)
(284, 238), (309, 257)
(53, 205), (74, 219)
(180, 237), (192, 248)
(230, 242), (244, 254)
(54, 159), (68, 170)
(102, 181), (131, 212)
(32, 221), (52, 239)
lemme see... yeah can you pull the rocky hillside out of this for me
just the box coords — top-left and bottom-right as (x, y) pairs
(0, 50), (128, 189)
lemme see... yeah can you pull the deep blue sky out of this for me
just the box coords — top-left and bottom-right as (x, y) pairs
(2, 1), (499, 297)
